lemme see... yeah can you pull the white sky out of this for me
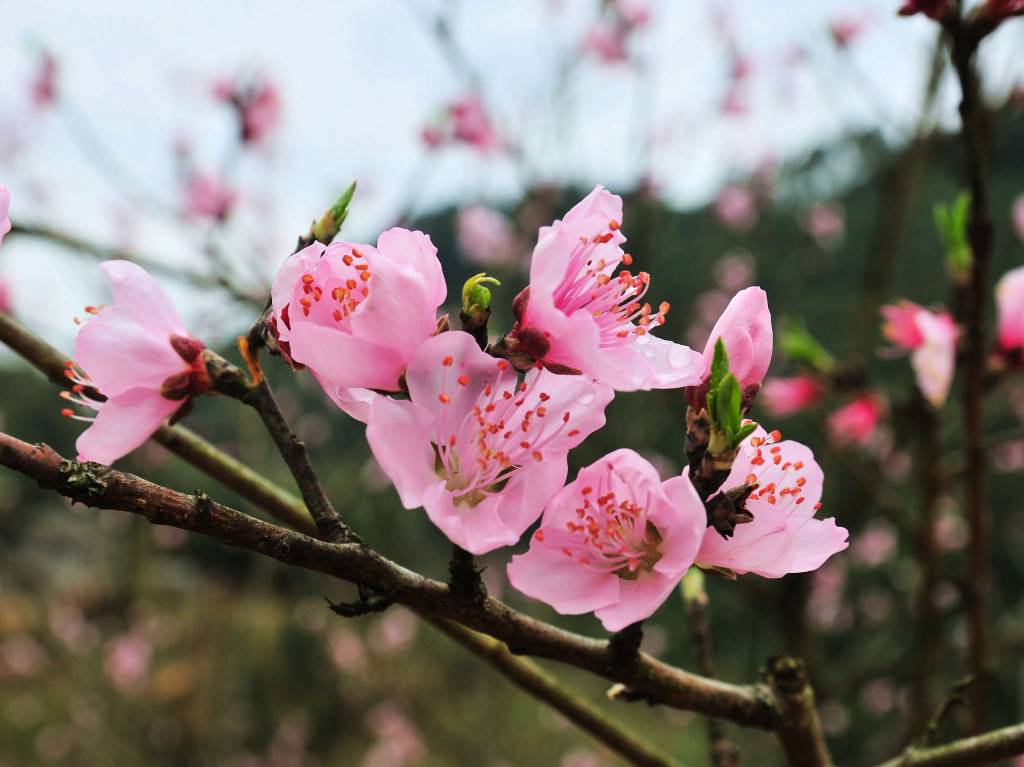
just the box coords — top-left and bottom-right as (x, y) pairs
(0, 0), (1021, 349)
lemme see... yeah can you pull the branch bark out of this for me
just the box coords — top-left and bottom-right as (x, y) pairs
(0, 431), (779, 728)
(768, 656), (832, 767)
(876, 721), (1024, 767)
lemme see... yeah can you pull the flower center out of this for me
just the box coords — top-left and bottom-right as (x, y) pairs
(292, 246), (373, 328)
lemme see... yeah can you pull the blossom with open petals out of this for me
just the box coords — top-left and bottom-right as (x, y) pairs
(881, 301), (957, 407)
(367, 331), (613, 554)
(64, 261), (208, 464)
(508, 449), (706, 631)
(696, 427), (848, 578)
(271, 228), (446, 421)
(506, 185), (703, 391)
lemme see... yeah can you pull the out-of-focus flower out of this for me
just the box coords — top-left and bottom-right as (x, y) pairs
(583, 20), (629, 63)
(881, 301), (958, 407)
(507, 185), (703, 390)
(367, 607), (418, 656)
(700, 286), (773, 390)
(696, 427), (848, 578)
(997, 266), (1024, 355)
(828, 394), (886, 447)
(1, 635), (48, 677)
(803, 203), (845, 250)
(103, 633), (152, 693)
(852, 521), (898, 567)
(214, 75), (281, 145)
(829, 14), (869, 47)
(508, 449), (706, 632)
(457, 205), (517, 267)
(65, 261), (209, 464)
(860, 679), (896, 715)
(367, 331), (613, 554)
(0, 185), (10, 246)
(328, 627), (368, 672)
(182, 173), (237, 221)
(0, 281), (10, 315)
(361, 703), (425, 767)
(450, 94), (500, 152)
(615, 0), (650, 27)
(31, 50), (58, 110)
(1014, 195), (1024, 242)
(760, 375), (824, 416)
(714, 185), (757, 231)
(270, 229), (446, 421)
(898, 0), (950, 19)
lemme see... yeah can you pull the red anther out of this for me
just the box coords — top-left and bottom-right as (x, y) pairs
(567, 429), (580, 437)
(635, 326), (647, 336)
(72, 384), (85, 393)
(745, 473), (757, 485)
(342, 254), (353, 266)
(360, 271), (372, 281)
(814, 502), (822, 510)
(793, 461), (804, 470)
(562, 412), (570, 422)
(659, 301), (670, 314)
(457, 374), (470, 386)
(608, 220), (620, 231)
(333, 310), (343, 322)
(352, 248), (364, 258)
(769, 430), (782, 442)
(346, 279), (357, 290)
(593, 232), (613, 244)
(534, 530), (545, 542)
(301, 273), (314, 284)
(582, 486), (593, 495)
(442, 356), (454, 367)
(536, 407), (546, 417)
(622, 253), (634, 266)
(538, 392), (550, 401)
(60, 408), (73, 417)
(438, 393), (451, 404)
(496, 360), (509, 371)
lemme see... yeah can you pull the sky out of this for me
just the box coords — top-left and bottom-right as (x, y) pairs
(0, 0), (1021, 349)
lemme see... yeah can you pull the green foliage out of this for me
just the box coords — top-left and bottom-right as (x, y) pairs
(779, 318), (835, 373)
(706, 339), (759, 455)
(462, 272), (501, 313)
(934, 191), (972, 281)
(312, 180), (358, 243)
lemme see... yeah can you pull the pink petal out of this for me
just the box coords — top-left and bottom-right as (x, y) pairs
(422, 484), (524, 554)
(0, 186), (10, 246)
(996, 266), (1024, 351)
(594, 572), (678, 631)
(507, 540), (620, 615)
(654, 473), (709, 576)
(365, 397), (439, 510)
(75, 306), (187, 398)
(910, 310), (957, 407)
(287, 321), (408, 391)
(76, 388), (180, 465)
(701, 286), (772, 388)
(99, 261), (187, 336)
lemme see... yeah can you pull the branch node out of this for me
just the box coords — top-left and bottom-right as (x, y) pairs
(55, 458), (111, 505)
(448, 545), (487, 605)
(325, 585), (395, 618)
(607, 622), (644, 673)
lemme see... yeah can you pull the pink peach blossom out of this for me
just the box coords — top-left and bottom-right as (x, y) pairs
(829, 15), (868, 47)
(367, 331), (613, 555)
(508, 449), (706, 631)
(450, 95), (500, 152)
(182, 173), (237, 221)
(700, 286), (772, 389)
(997, 266), (1024, 352)
(66, 261), (208, 465)
(615, 0), (650, 27)
(696, 427), (848, 578)
(1014, 195), (1024, 242)
(0, 185), (10, 246)
(214, 75), (281, 145)
(508, 186), (703, 391)
(804, 203), (845, 250)
(760, 375), (824, 416)
(457, 205), (517, 266)
(852, 521), (897, 567)
(828, 394), (885, 447)
(898, 0), (949, 19)
(31, 50), (58, 110)
(271, 229), (446, 421)
(103, 633), (151, 693)
(881, 302), (958, 406)
(582, 21), (629, 63)
(714, 185), (757, 231)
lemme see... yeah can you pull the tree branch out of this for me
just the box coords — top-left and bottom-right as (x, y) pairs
(768, 656), (832, 767)
(423, 615), (686, 767)
(0, 431), (779, 728)
(876, 721), (1024, 767)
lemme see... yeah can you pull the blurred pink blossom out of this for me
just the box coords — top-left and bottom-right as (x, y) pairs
(760, 375), (824, 417)
(367, 607), (418, 656)
(829, 14), (869, 47)
(457, 205), (517, 266)
(361, 703), (426, 767)
(712, 251), (755, 291)
(881, 301), (958, 406)
(1014, 195), (1024, 242)
(0, 185), (10, 246)
(615, 0), (650, 27)
(450, 95), (501, 152)
(182, 173), (237, 221)
(803, 203), (845, 250)
(31, 50), (58, 110)
(582, 21), (628, 63)
(714, 185), (757, 231)
(852, 521), (897, 567)
(860, 679), (896, 715)
(214, 75), (281, 145)
(328, 628), (368, 672)
(1, 635), (48, 677)
(103, 633), (151, 693)
(828, 394), (885, 447)
(997, 266), (1024, 356)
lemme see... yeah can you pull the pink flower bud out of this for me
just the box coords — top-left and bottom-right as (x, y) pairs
(701, 286), (773, 389)
(760, 375), (824, 416)
(828, 394), (886, 447)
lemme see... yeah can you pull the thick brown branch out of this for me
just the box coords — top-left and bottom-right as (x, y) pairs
(876, 721), (1024, 767)
(423, 616), (685, 767)
(0, 432), (778, 728)
(768, 657), (832, 767)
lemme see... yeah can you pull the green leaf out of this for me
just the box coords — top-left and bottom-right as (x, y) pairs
(462, 273), (501, 313)
(732, 421), (758, 448)
(709, 338), (729, 392)
(312, 180), (358, 244)
(780, 319), (834, 373)
(934, 191), (972, 280)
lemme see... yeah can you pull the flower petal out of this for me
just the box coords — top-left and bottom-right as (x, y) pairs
(76, 388), (180, 465)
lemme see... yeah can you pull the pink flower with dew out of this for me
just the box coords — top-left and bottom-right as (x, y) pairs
(64, 261), (209, 465)
(582, 21), (629, 63)
(270, 229), (446, 422)
(1014, 195), (1024, 242)
(696, 426), (848, 578)
(0, 185), (10, 246)
(509, 185), (704, 391)
(457, 205), (517, 267)
(760, 375), (824, 417)
(804, 203), (845, 250)
(450, 95), (501, 152)
(909, 309), (958, 407)
(507, 449), (707, 632)
(714, 185), (757, 231)
(367, 331), (613, 555)
(182, 173), (237, 221)
(828, 394), (885, 447)
(997, 266), (1024, 352)
(700, 286), (772, 390)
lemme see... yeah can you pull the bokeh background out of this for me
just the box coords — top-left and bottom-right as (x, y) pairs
(1, 1), (1024, 765)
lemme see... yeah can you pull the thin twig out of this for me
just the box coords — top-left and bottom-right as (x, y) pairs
(423, 615), (685, 767)
(875, 721), (1024, 767)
